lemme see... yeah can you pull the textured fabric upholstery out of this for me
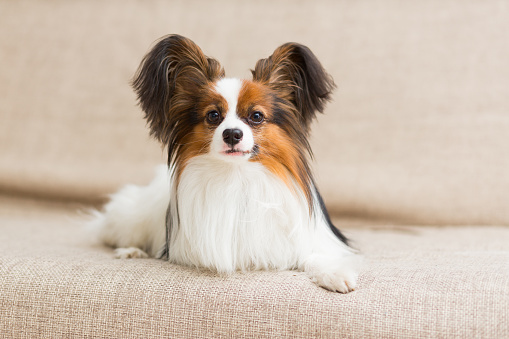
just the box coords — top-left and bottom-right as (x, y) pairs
(1, 201), (508, 338)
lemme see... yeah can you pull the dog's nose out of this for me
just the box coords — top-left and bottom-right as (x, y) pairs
(222, 128), (243, 146)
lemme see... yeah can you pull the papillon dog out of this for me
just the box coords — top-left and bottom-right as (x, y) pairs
(92, 35), (358, 293)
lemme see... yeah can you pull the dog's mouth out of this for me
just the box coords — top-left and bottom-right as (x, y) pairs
(222, 145), (259, 157)
(223, 148), (252, 156)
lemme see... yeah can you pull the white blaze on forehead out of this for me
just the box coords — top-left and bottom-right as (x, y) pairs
(215, 78), (243, 118)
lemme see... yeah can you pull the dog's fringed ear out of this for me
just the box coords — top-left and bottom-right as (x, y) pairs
(252, 43), (335, 129)
(132, 35), (225, 144)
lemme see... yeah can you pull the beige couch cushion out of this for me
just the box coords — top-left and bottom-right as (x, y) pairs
(1, 1), (509, 225)
(1, 198), (508, 337)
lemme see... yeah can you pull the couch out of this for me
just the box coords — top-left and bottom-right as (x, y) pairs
(1, 1), (508, 337)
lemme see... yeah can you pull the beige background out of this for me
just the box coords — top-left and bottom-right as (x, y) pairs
(1, 0), (509, 225)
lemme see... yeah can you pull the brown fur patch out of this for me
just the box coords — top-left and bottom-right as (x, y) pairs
(254, 123), (308, 194)
(236, 80), (273, 120)
(174, 84), (228, 180)
(238, 80), (312, 202)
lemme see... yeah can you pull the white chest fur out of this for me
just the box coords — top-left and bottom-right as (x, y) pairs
(168, 155), (315, 273)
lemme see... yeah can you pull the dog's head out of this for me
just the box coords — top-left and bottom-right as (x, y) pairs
(132, 35), (335, 199)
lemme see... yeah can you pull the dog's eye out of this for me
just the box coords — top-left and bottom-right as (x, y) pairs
(206, 111), (220, 124)
(249, 111), (264, 125)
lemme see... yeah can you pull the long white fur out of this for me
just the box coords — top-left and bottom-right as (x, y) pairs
(92, 78), (359, 293)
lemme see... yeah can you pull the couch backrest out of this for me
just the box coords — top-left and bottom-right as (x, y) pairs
(1, 0), (508, 225)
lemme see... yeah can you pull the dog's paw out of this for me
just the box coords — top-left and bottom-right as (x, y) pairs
(303, 254), (359, 293)
(114, 247), (149, 259)
(309, 266), (358, 293)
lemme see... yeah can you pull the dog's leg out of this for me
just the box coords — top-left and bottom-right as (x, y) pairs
(90, 165), (170, 258)
(301, 224), (359, 293)
(302, 251), (358, 293)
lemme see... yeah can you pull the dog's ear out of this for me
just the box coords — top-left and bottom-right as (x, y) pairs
(132, 35), (224, 144)
(251, 43), (335, 129)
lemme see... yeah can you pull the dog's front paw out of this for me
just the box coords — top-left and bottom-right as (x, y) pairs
(303, 255), (359, 293)
(309, 266), (358, 293)
(114, 247), (149, 259)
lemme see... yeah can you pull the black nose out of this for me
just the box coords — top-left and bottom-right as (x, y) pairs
(222, 128), (243, 146)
